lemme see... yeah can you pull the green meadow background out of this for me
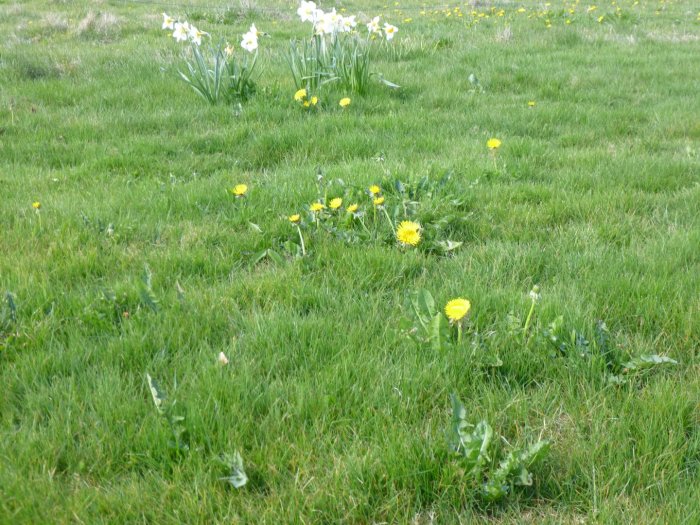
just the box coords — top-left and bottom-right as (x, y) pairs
(1, 0), (699, 523)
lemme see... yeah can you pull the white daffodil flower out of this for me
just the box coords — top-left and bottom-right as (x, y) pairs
(172, 22), (189, 42)
(297, 1), (317, 23)
(317, 9), (343, 35)
(341, 15), (357, 32)
(240, 31), (258, 52)
(188, 25), (208, 45)
(383, 23), (398, 40)
(367, 16), (382, 34)
(162, 13), (175, 30)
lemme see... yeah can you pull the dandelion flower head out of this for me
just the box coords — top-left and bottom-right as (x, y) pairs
(232, 184), (248, 197)
(445, 298), (471, 322)
(396, 220), (421, 246)
(487, 138), (502, 150)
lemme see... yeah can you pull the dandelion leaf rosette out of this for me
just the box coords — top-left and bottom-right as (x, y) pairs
(447, 394), (492, 474)
(221, 451), (248, 489)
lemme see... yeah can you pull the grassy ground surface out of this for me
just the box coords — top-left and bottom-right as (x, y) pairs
(1, 0), (699, 523)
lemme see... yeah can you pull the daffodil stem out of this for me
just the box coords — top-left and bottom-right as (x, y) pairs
(523, 299), (536, 342)
(296, 226), (306, 256)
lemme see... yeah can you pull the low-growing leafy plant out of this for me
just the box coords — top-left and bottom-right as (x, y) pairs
(140, 264), (159, 312)
(219, 452), (248, 489)
(401, 288), (450, 351)
(541, 317), (678, 383)
(146, 373), (189, 455)
(447, 394), (550, 503)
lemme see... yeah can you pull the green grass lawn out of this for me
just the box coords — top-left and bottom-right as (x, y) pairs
(1, 0), (699, 522)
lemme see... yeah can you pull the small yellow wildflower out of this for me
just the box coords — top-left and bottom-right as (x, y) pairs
(445, 298), (471, 323)
(231, 184), (248, 197)
(373, 196), (385, 207)
(310, 202), (325, 212)
(339, 97), (351, 108)
(329, 197), (343, 210)
(528, 100), (536, 107)
(369, 185), (381, 196)
(487, 138), (502, 150)
(289, 214), (301, 224)
(310, 96), (318, 106)
(32, 201), (41, 209)
(346, 203), (359, 213)
(396, 220), (421, 246)
(294, 88), (307, 102)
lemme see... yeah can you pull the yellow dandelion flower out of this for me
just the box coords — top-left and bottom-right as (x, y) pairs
(289, 214), (301, 224)
(32, 201), (41, 209)
(487, 138), (502, 150)
(231, 184), (248, 197)
(528, 100), (536, 107)
(445, 298), (471, 323)
(329, 197), (343, 210)
(346, 203), (359, 213)
(339, 97), (351, 108)
(294, 88), (307, 102)
(369, 185), (381, 195)
(303, 101), (310, 108)
(310, 96), (318, 106)
(396, 220), (421, 246)
(373, 196), (385, 207)
(310, 202), (326, 212)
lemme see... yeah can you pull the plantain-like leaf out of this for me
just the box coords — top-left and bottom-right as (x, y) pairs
(140, 264), (159, 312)
(520, 439), (550, 468)
(430, 313), (449, 352)
(447, 394), (492, 473)
(146, 373), (166, 414)
(437, 240), (463, 253)
(220, 451), (248, 488)
(623, 354), (678, 371)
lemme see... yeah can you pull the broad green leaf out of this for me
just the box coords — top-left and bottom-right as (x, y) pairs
(146, 373), (166, 414)
(482, 481), (508, 502)
(519, 439), (550, 468)
(623, 354), (678, 371)
(221, 451), (248, 488)
(429, 313), (448, 352)
(378, 76), (400, 89)
(140, 286), (159, 312)
(437, 240), (463, 253)
(413, 289), (436, 318)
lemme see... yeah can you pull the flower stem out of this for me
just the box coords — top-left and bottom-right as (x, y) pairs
(523, 299), (536, 342)
(457, 323), (463, 344)
(296, 225), (306, 256)
(381, 207), (394, 231)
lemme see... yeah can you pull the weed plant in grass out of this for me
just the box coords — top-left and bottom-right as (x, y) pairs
(1, 0), (699, 523)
